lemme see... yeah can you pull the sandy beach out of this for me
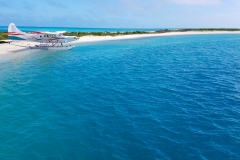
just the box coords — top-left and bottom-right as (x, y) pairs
(1, 31), (240, 55)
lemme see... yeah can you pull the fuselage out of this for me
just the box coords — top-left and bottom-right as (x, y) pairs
(8, 32), (78, 43)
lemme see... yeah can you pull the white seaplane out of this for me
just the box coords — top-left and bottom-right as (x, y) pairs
(8, 23), (79, 50)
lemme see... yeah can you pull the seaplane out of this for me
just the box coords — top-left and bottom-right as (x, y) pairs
(8, 23), (79, 50)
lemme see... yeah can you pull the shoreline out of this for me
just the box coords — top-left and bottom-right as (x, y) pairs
(1, 31), (240, 55)
(71, 31), (240, 44)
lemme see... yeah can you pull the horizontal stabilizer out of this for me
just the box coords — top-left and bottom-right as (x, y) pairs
(8, 23), (26, 40)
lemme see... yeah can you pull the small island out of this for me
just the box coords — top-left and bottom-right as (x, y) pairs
(1, 28), (240, 41)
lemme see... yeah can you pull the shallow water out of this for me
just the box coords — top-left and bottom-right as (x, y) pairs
(0, 34), (240, 159)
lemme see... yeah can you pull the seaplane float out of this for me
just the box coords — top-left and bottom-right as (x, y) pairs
(8, 23), (79, 50)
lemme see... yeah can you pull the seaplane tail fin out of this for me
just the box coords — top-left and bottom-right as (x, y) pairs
(8, 23), (24, 34)
(8, 23), (25, 40)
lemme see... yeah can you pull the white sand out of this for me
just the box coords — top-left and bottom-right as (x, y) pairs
(0, 41), (38, 55)
(1, 31), (240, 55)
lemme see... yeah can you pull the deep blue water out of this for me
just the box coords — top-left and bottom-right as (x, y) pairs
(0, 34), (240, 159)
(0, 26), (160, 33)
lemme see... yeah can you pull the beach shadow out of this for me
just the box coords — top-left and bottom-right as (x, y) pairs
(6, 42), (33, 53)
(8, 48), (31, 53)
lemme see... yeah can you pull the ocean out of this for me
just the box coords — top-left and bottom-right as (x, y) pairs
(0, 26), (160, 33)
(0, 34), (240, 159)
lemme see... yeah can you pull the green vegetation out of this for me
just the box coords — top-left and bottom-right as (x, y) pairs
(0, 32), (8, 41)
(1, 28), (240, 41)
(64, 31), (149, 37)
(59, 28), (240, 37)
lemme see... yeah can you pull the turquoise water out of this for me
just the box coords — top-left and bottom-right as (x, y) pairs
(0, 26), (159, 33)
(0, 34), (240, 159)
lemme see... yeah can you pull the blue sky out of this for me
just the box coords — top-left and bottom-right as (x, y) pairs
(0, 0), (240, 28)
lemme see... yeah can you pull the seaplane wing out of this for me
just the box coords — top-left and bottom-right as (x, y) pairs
(38, 31), (67, 35)
(55, 31), (67, 34)
(8, 23), (78, 43)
